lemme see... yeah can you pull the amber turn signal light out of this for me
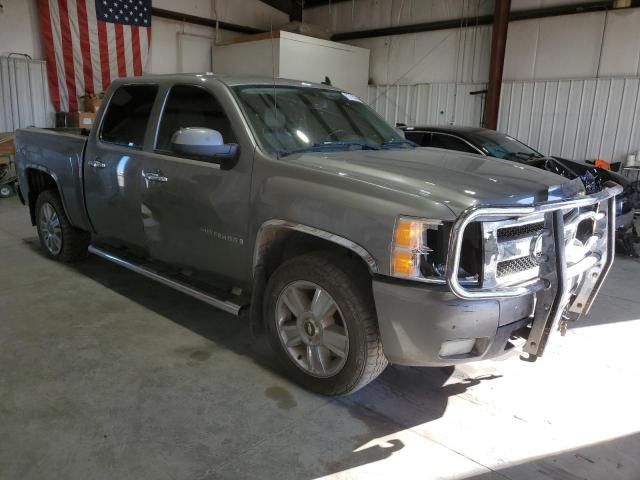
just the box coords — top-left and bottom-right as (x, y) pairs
(392, 250), (415, 276)
(394, 218), (426, 249)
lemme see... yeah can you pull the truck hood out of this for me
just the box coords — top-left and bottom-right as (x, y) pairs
(286, 148), (582, 215)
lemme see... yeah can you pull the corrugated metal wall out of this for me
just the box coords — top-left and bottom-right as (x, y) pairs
(368, 77), (640, 163)
(308, 2), (640, 84)
(499, 77), (640, 164)
(367, 83), (486, 128)
(0, 56), (53, 132)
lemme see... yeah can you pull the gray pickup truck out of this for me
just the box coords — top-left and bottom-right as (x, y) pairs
(15, 74), (622, 395)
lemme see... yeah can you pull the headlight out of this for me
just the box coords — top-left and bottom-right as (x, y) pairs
(391, 216), (482, 284)
(391, 217), (445, 282)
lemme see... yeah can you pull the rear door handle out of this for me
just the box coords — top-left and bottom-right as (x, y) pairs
(88, 159), (106, 169)
(143, 171), (168, 183)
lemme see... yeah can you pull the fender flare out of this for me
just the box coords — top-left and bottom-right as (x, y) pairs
(24, 164), (74, 226)
(252, 219), (379, 274)
(248, 219), (379, 336)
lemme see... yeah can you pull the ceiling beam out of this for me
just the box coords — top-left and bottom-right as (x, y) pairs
(151, 7), (265, 35)
(258, 0), (294, 14)
(258, 0), (303, 21)
(331, 0), (640, 41)
(303, 0), (354, 8)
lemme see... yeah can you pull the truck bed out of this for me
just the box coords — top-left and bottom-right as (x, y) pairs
(14, 127), (90, 230)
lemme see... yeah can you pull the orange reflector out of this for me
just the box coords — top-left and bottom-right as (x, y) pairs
(392, 250), (415, 275)
(595, 159), (610, 170)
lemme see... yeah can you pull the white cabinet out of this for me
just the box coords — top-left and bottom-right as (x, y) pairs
(212, 31), (370, 99)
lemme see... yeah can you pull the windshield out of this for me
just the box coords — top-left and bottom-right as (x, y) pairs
(232, 85), (411, 157)
(468, 131), (543, 161)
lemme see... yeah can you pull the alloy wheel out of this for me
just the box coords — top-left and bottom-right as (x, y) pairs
(39, 202), (62, 255)
(275, 281), (349, 378)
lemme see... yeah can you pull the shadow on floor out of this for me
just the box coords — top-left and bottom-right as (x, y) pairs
(18, 238), (504, 478)
(567, 255), (640, 331)
(460, 431), (640, 480)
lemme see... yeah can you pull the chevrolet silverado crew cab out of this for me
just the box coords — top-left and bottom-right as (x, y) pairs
(15, 74), (622, 396)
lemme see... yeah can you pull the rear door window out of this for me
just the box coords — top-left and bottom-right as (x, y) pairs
(100, 85), (158, 149)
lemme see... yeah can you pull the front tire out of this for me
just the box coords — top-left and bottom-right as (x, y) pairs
(264, 252), (387, 396)
(35, 190), (89, 262)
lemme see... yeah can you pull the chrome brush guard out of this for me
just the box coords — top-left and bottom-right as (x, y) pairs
(446, 183), (623, 360)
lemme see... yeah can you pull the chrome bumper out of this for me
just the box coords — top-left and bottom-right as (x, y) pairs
(445, 183), (623, 359)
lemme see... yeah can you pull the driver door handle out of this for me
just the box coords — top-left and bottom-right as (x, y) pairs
(143, 170), (169, 183)
(88, 159), (106, 169)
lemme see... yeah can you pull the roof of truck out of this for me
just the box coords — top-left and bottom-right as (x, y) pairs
(402, 125), (488, 135)
(111, 73), (343, 91)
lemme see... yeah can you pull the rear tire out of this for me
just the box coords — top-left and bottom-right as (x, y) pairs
(264, 252), (387, 396)
(35, 190), (89, 262)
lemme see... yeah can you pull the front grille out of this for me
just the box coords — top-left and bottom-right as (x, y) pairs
(497, 221), (544, 241)
(496, 256), (538, 277)
(497, 209), (580, 242)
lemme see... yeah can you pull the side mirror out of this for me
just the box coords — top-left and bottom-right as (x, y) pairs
(170, 127), (239, 170)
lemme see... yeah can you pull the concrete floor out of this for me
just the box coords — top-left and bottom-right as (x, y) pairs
(1, 194), (639, 480)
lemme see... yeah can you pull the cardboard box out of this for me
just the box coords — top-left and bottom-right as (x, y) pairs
(79, 112), (95, 127)
(69, 112), (96, 128)
(80, 93), (102, 113)
(0, 133), (15, 156)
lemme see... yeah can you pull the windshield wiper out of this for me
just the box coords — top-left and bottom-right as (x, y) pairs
(380, 139), (417, 149)
(280, 141), (381, 157)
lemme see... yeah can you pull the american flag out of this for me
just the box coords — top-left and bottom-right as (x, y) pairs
(38, 0), (152, 112)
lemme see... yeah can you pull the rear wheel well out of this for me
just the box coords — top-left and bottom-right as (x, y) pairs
(26, 169), (59, 225)
(250, 227), (374, 335)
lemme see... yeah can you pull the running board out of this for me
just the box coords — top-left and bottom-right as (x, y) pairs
(88, 245), (244, 316)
